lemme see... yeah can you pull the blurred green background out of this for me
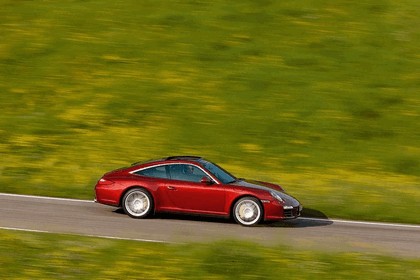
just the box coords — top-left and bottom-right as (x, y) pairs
(0, 0), (419, 223)
(1, 230), (419, 279)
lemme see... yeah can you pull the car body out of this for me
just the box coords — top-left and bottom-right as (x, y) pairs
(94, 156), (302, 226)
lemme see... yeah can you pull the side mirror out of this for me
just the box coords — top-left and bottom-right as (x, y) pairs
(200, 176), (214, 185)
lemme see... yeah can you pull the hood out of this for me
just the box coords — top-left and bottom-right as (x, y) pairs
(232, 179), (279, 191)
(231, 179), (300, 207)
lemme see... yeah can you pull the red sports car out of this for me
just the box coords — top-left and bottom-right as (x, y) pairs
(94, 156), (302, 226)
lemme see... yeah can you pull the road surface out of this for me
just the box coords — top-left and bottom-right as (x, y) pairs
(1, 193), (419, 258)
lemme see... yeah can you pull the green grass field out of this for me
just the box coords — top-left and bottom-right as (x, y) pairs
(0, 0), (419, 225)
(1, 230), (419, 279)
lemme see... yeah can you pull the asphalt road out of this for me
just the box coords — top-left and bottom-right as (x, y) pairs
(1, 193), (419, 258)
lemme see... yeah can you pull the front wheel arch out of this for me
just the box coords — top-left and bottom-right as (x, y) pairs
(231, 196), (264, 226)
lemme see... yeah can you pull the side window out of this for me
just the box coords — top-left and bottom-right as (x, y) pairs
(134, 166), (168, 179)
(169, 164), (208, 183)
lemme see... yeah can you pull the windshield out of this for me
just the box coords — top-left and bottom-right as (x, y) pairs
(198, 159), (237, 184)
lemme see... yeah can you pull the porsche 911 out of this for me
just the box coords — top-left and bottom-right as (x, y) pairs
(94, 156), (302, 226)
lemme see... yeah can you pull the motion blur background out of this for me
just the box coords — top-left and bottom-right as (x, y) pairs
(0, 0), (419, 223)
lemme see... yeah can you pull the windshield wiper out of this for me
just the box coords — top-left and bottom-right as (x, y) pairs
(227, 178), (241, 184)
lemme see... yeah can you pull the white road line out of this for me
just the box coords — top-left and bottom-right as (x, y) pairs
(0, 226), (169, 244)
(299, 217), (420, 229)
(0, 192), (93, 203)
(0, 226), (49, 234)
(1, 192), (419, 229)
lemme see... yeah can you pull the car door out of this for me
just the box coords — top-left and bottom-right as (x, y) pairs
(164, 164), (226, 215)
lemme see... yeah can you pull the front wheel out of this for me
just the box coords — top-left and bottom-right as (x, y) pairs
(122, 188), (153, 219)
(233, 197), (263, 226)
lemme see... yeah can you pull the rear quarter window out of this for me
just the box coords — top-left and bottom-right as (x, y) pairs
(134, 166), (168, 179)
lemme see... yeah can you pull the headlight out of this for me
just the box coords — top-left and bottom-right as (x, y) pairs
(270, 191), (284, 202)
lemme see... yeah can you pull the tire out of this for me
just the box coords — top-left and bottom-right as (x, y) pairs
(233, 197), (263, 226)
(122, 188), (153, 219)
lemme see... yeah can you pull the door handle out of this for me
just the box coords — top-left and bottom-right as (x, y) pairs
(167, 186), (176, 190)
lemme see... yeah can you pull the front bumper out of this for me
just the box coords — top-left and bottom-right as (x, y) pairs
(283, 205), (302, 219)
(264, 202), (302, 221)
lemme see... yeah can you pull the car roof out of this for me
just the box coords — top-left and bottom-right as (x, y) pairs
(165, 156), (202, 161)
(131, 156), (203, 166)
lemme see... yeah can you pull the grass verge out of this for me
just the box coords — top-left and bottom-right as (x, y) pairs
(1, 230), (419, 279)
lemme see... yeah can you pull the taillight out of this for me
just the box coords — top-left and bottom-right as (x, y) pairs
(98, 178), (114, 185)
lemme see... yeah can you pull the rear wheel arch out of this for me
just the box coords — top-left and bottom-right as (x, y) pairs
(120, 186), (155, 209)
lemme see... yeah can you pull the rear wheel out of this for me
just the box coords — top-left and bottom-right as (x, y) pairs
(233, 197), (263, 226)
(122, 188), (153, 218)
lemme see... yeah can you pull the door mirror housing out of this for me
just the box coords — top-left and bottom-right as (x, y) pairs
(200, 176), (214, 185)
